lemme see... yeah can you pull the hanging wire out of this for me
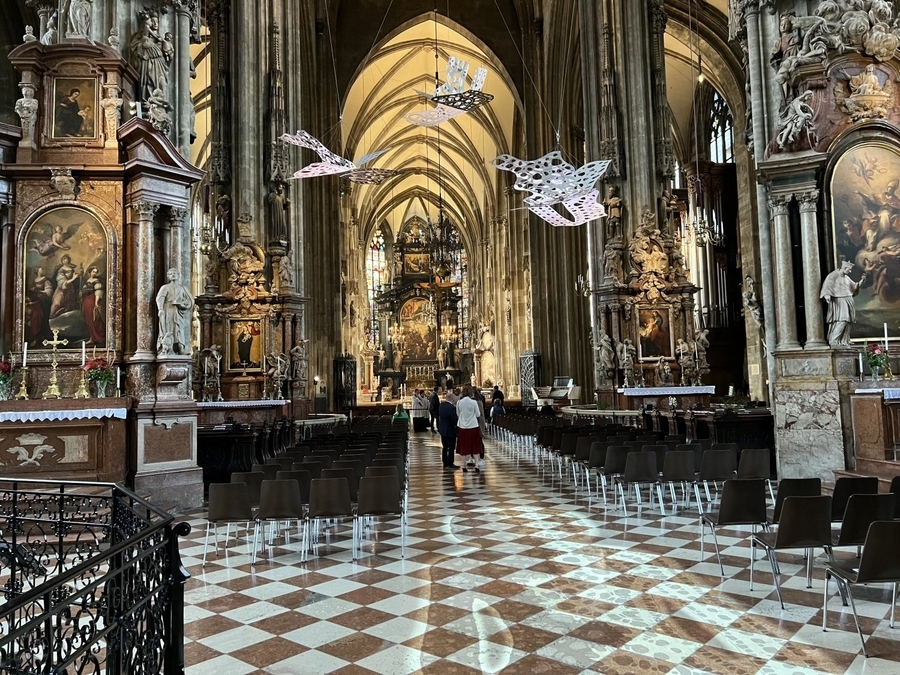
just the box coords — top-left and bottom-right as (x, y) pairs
(323, 0), (342, 133)
(490, 0), (559, 143)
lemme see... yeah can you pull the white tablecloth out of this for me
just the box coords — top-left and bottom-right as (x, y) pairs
(0, 408), (128, 423)
(620, 386), (715, 396)
(883, 389), (900, 400)
(196, 399), (289, 408)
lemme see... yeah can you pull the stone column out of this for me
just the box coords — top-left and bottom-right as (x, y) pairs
(174, 1), (193, 157)
(168, 207), (189, 281)
(797, 190), (827, 348)
(131, 200), (159, 360)
(769, 194), (801, 350)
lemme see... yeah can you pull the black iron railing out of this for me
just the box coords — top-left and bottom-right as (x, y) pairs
(0, 478), (190, 675)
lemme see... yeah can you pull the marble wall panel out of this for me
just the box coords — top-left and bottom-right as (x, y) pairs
(775, 386), (845, 480)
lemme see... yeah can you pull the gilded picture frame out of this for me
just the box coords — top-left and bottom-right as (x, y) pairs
(22, 206), (109, 350)
(51, 77), (98, 140)
(227, 318), (264, 372)
(404, 252), (431, 276)
(399, 297), (437, 361)
(830, 142), (900, 342)
(637, 305), (674, 361)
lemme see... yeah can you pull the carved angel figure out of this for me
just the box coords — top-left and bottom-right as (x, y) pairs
(776, 90), (816, 149)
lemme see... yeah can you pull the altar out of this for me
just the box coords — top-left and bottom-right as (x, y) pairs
(618, 385), (715, 411)
(196, 399), (290, 425)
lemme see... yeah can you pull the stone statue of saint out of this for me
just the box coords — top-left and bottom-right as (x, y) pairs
(130, 9), (170, 102)
(66, 0), (92, 39)
(596, 331), (616, 385)
(267, 183), (290, 242)
(655, 356), (673, 385)
(820, 260), (866, 346)
(14, 87), (38, 145)
(156, 268), (194, 356)
(603, 185), (624, 240)
(437, 346), (447, 370)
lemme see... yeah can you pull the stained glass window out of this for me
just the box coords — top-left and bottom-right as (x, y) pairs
(709, 91), (734, 164)
(366, 227), (387, 343)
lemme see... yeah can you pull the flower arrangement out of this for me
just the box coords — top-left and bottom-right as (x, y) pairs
(0, 359), (13, 386)
(84, 357), (115, 383)
(866, 342), (887, 371)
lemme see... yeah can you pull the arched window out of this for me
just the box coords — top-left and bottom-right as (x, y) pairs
(708, 91), (734, 164)
(366, 227), (388, 343)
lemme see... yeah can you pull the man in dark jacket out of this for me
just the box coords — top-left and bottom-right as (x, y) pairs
(428, 386), (440, 433)
(437, 393), (459, 469)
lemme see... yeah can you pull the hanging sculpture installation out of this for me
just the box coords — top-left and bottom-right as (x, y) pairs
(405, 56), (494, 127)
(491, 151), (612, 227)
(279, 130), (400, 185)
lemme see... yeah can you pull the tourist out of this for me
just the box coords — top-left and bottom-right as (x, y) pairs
(437, 392), (459, 469)
(428, 386), (440, 433)
(456, 385), (483, 473)
(391, 402), (409, 426)
(490, 397), (505, 421)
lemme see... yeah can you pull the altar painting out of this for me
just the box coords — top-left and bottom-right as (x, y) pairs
(52, 77), (97, 139)
(404, 252), (431, 275)
(399, 298), (436, 361)
(637, 306), (673, 361)
(23, 207), (108, 350)
(227, 319), (263, 371)
(832, 143), (900, 341)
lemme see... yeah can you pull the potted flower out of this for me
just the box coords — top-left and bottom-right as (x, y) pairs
(0, 359), (14, 401)
(866, 343), (888, 381)
(84, 357), (115, 397)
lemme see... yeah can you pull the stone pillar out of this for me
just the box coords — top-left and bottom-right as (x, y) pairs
(174, 2), (193, 158)
(797, 190), (827, 348)
(769, 194), (801, 350)
(168, 207), (189, 281)
(131, 200), (159, 360)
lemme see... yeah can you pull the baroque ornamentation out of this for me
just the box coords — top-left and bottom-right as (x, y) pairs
(835, 64), (893, 121)
(49, 169), (76, 200)
(219, 238), (269, 308)
(14, 85), (39, 146)
(775, 90), (818, 150)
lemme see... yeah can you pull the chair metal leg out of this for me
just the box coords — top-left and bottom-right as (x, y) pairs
(892, 582), (897, 629)
(749, 538), (755, 590)
(600, 474), (608, 505)
(699, 516), (705, 557)
(766, 479), (775, 504)
(768, 548), (784, 609)
(703, 480), (712, 503)
(823, 572), (830, 631)
(710, 527), (723, 576)
(668, 482), (678, 510)
(656, 484), (666, 516)
(844, 582), (868, 657)
(694, 483), (705, 514)
(806, 548), (813, 589)
(203, 522), (213, 564)
(251, 520), (261, 565)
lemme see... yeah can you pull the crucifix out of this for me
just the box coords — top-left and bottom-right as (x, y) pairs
(41, 329), (68, 399)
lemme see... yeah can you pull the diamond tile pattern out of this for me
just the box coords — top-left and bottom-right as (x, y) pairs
(179, 431), (900, 674)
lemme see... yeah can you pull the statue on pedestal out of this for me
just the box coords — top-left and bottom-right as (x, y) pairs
(156, 268), (194, 356)
(820, 260), (866, 346)
(603, 185), (624, 240)
(595, 330), (616, 386)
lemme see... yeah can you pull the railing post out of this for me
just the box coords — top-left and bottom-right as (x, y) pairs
(164, 521), (191, 675)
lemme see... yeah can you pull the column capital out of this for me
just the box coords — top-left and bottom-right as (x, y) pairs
(130, 200), (160, 219)
(797, 189), (820, 213)
(767, 193), (791, 216)
(168, 206), (189, 223)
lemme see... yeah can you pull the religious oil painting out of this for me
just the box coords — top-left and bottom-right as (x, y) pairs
(404, 252), (431, 276)
(831, 142), (900, 341)
(227, 319), (263, 371)
(637, 306), (673, 361)
(23, 207), (108, 350)
(51, 77), (97, 139)
(399, 298), (436, 361)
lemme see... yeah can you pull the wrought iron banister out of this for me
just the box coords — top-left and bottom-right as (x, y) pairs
(0, 477), (190, 675)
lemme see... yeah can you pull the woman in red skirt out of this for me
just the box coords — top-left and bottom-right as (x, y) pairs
(456, 385), (483, 472)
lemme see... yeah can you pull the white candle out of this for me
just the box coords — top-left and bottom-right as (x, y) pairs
(859, 351), (864, 376)
(81, 342), (86, 366)
(885, 322), (890, 351)
(117, 367), (122, 392)
(22, 343), (27, 368)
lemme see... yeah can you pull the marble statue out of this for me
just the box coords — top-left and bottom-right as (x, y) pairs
(676, 338), (696, 378)
(41, 13), (57, 45)
(742, 275), (763, 329)
(596, 330), (616, 385)
(66, 0), (92, 39)
(655, 356), (673, 385)
(776, 90), (816, 149)
(820, 260), (866, 346)
(836, 64), (893, 121)
(147, 88), (172, 135)
(437, 346), (447, 370)
(23, 26), (37, 42)
(290, 341), (309, 386)
(603, 248), (621, 281)
(99, 88), (123, 142)
(156, 268), (194, 356)
(130, 9), (170, 102)
(108, 27), (119, 49)
(14, 87), (38, 145)
(695, 328), (710, 373)
(602, 185), (624, 240)
(278, 254), (294, 288)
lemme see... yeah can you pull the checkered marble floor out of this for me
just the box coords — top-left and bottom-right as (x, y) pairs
(177, 433), (900, 674)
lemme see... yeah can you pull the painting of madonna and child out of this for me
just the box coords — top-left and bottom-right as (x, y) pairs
(22, 207), (109, 350)
(832, 143), (900, 342)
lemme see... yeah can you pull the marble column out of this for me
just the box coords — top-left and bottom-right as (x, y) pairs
(131, 200), (159, 360)
(797, 190), (827, 348)
(769, 194), (801, 350)
(168, 207), (189, 282)
(174, 1), (193, 158)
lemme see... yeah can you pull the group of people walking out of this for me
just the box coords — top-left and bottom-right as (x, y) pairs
(392, 385), (505, 473)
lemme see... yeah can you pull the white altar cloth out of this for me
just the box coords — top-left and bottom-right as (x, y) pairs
(196, 399), (289, 408)
(0, 408), (128, 424)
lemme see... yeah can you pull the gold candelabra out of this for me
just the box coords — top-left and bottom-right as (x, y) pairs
(14, 367), (29, 400)
(73, 368), (90, 398)
(41, 329), (68, 399)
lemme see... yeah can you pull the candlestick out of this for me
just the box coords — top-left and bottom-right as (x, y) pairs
(73, 369), (89, 399)
(859, 351), (864, 381)
(885, 322), (890, 352)
(14, 367), (29, 400)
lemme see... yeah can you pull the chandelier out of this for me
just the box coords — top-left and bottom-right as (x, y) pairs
(427, 208), (461, 280)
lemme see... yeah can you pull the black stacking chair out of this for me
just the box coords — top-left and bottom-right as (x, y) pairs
(832, 493), (895, 551)
(701, 479), (767, 575)
(204, 482), (253, 564)
(736, 448), (775, 502)
(615, 451), (665, 515)
(891, 476), (900, 519)
(831, 476), (879, 522)
(662, 450), (701, 512)
(823, 520), (900, 657)
(767, 477), (821, 526)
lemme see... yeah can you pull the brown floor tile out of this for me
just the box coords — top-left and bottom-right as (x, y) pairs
(403, 603), (469, 626)
(652, 616), (721, 644)
(772, 640), (857, 674)
(195, 592), (258, 613)
(667, 571), (722, 588)
(536, 576), (594, 595)
(268, 590), (323, 610)
(730, 612), (804, 640)
(402, 627), (479, 657)
(555, 595), (616, 618)
(498, 653), (582, 674)
(406, 581), (467, 602)
(476, 579), (529, 598)
(591, 648), (675, 674)
(484, 598), (547, 622)
(337, 585), (395, 605)
(230, 637), (306, 668)
(606, 573), (661, 592)
(624, 593), (688, 614)
(683, 644), (768, 675)
(569, 620), (643, 648)
(318, 633), (389, 662)
(488, 623), (561, 651)
(416, 659), (483, 674)
(329, 607), (398, 631)
(530, 561), (580, 576)
(696, 590), (758, 611)
(183, 640), (222, 665)
(469, 564), (520, 580)
(329, 665), (380, 675)
(252, 611), (319, 635)
(184, 614), (243, 641)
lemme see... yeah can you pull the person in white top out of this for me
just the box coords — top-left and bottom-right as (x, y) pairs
(456, 385), (483, 472)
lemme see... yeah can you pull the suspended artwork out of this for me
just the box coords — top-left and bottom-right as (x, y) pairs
(280, 130), (400, 185)
(491, 151), (612, 227)
(405, 56), (494, 127)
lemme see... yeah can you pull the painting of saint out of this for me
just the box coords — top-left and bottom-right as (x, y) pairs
(23, 207), (108, 349)
(228, 319), (263, 370)
(638, 307), (672, 360)
(52, 77), (96, 139)
(404, 253), (431, 275)
(831, 143), (900, 340)
(399, 298), (437, 361)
